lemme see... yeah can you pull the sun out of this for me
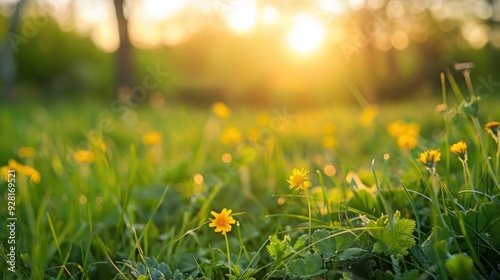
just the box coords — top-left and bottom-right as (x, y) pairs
(287, 13), (326, 53)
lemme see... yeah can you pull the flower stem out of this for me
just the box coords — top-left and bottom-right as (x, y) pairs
(495, 137), (500, 177)
(462, 161), (477, 205)
(224, 233), (232, 275)
(305, 189), (312, 245)
(236, 221), (250, 261)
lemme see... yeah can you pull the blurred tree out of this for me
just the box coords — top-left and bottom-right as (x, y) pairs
(1, 0), (27, 101)
(113, 0), (133, 95)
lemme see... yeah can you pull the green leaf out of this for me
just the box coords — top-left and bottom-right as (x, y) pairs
(151, 269), (165, 280)
(450, 200), (500, 251)
(289, 254), (327, 278)
(173, 269), (185, 280)
(400, 269), (420, 280)
(337, 248), (369, 261)
(312, 229), (337, 256)
(421, 226), (454, 263)
(365, 210), (416, 257)
(312, 229), (357, 256)
(445, 254), (474, 280)
(293, 234), (309, 251)
(267, 235), (293, 261)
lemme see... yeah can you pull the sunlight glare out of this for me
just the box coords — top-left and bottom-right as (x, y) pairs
(287, 13), (325, 53)
(318, 0), (349, 15)
(227, 0), (258, 32)
(261, 5), (279, 24)
(144, 0), (188, 20)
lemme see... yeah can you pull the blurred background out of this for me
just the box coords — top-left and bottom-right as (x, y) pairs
(0, 0), (499, 107)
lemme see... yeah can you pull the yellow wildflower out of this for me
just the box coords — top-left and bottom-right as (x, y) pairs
(73, 150), (95, 164)
(360, 105), (378, 127)
(212, 102), (231, 119)
(418, 149), (441, 174)
(19, 165), (41, 183)
(485, 121), (500, 143)
(209, 208), (236, 235)
(287, 168), (310, 191)
(387, 121), (420, 137)
(18, 147), (36, 158)
(221, 127), (242, 144)
(0, 159), (41, 183)
(450, 140), (467, 162)
(142, 132), (162, 145)
(396, 133), (418, 150)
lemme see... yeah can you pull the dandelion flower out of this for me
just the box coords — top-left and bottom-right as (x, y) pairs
(485, 121), (500, 143)
(450, 140), (467, 162)
(73, 150), (95, 164)
(18, 147), (36, 158)
(0, 159), (41, 183)
(221, 127), (242, 144)
(142, 131), (162, 145)
(397, 133), (418, 150)
(360, 105), (378, 127)
(212, 102), (231, 119)
(20, 165), (41, 183)
(287, 168), (310, 191)
(209, 208), (236, 235)
(387, 121), (420, 137)
(418, 149), (441, 174)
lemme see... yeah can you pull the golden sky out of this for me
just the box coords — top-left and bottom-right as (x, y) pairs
(24, 0), (500, 52)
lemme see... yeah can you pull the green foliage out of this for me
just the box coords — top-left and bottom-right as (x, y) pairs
(288, 254), (327, 278)
(421, 226), (455, 263)
(363, 211), (416, 257)
(445, 254), (474, 280)
(267, 235), (304, 261)
(311, 229), (357, 257)
(1, 85), (500, 279)
(450, 199), (500, 251)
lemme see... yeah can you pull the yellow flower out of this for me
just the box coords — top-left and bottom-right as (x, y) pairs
(73, 150), (95, 164)
(396, 133), (418, 150)
(387, 121), (420, 137)
(221, 127), (242, 144)
(418, 149), (441, 174)
(287, 168), (310, 191)
(19, 165), (41, 183)
(212, 102), (231, 119)
(18, 147), (36, 158)
(387, 120), (406, 136)
(0, 159), (41, 183)
(485, 121), (500, 143)
(360, 105), (378, 127)
(450, 140), (467, 162)
(142, 132), (162, 145)
(209, 208), (236, 235)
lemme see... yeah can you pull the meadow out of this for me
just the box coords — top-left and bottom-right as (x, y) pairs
(1, 74), (500, 279)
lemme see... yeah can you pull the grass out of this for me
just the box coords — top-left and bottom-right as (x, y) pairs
(1, 75), (500, 279)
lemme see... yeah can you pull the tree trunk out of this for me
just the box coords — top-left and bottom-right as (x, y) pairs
(113, 0), (133, 95)
(0, 0), (27, 101)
